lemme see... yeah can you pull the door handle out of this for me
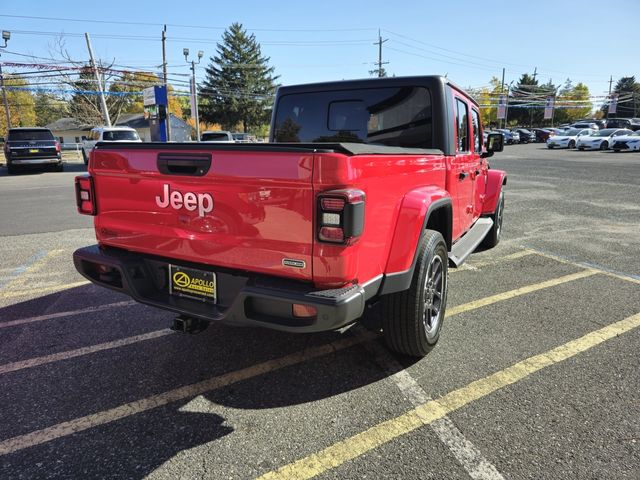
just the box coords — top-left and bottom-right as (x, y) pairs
(459, 171), (468, 180)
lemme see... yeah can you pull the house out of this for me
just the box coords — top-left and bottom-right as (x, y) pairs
(47, 113), (193, 144)
(114, 113), (193, 142)
(46, 118), (93, 146)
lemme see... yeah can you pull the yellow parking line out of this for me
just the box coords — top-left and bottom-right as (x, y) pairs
(258, 312), (640, 480)
(0, 280), (90, 300)
(451, 249), (536, 273)
(526, 248), (640, 286)
(0, 331), (376, 456)
(0, 249), (65, 292)
(447, 269), (598, 316)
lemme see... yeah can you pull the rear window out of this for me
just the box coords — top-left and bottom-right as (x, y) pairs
(273, 86), (433, 148)
(8, 129), (54, 141)
(102, 130), (140, 141)
(201, 132), (232, 141)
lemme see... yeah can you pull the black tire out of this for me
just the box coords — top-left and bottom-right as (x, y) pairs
(382, 229), (448, 357)
(82, 149), (89, 165)
(481, 189), (504, 249)
(568, 140), (575, 149)
(7, 163), (18, 175)
(600, 141), (608, 150)
(55, 162), (64, 172)
(578, 147), (584, 151)
(547, 145), (554, 149)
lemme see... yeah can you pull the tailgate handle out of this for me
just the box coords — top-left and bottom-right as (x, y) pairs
(157, 153), (211, 176)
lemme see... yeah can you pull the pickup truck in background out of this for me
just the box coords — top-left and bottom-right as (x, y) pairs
(73, 75), (506, 357)
(2, 127), (62, 174)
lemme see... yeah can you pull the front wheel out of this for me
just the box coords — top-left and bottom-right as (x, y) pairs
(382, 229), (448, 357)
(568, 140), (576, 149)
(600, 141), (609, 150)
(547, 145), (554, 149)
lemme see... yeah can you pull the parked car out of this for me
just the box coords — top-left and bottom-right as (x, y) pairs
(611, 131), (640, 151)
(497, 129), (519, 145)
(231, 132), (256, 143)
(576, 128), (633, 150)
(532, 128), (552, 142)
(575, 118), (607, 130)
(546, 128), (594, 149)
(82, 127), (141, 165)
(201, 131), (234, 142)
(571, 122), (600, 131)
(2, 127), (62, 174)
(605, 118), (640, 131)
(514, 128), (535, 143)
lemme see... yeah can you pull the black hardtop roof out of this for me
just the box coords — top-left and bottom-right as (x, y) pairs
(9, 127), (53, 131)
(275, 75), (478, 108)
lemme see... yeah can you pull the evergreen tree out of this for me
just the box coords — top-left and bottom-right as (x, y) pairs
(34, 92), (68, 127)
(603, 76), (640, 118)
(199, 23), (279, 132)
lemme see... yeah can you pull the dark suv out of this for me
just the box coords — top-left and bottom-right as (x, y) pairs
(2, 127), (62, 174)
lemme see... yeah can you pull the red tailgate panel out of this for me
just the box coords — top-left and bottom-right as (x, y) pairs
(91, 148), (314, 281)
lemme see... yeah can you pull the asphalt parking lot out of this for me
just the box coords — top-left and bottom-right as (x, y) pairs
(0, 143), (639, 479)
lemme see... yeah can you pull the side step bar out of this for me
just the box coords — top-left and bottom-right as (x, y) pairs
(448, 217), (493, 267)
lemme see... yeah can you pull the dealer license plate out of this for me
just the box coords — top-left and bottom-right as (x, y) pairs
(29, 149), (39, 153)
(169, 265), (216, 303)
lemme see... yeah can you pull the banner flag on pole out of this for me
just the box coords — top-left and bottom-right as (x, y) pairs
(544, 97), (555, 119)
(609, 94), (618, 114)
(497, 95), (507, 119)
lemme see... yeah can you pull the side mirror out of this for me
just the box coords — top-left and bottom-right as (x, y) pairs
(482, 132), (504, 158)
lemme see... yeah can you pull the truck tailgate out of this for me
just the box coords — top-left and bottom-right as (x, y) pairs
(90, 146), (314, 280)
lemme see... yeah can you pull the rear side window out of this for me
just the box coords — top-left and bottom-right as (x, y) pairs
(471, 109), (481, 153)
(273, 86), (433, 148)
(455, 98), (469, 152)
(8, 129), (54, 141)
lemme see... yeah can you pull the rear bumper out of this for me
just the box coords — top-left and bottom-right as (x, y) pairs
(73, 245), (381, 333)
(10, 157), (61, 165)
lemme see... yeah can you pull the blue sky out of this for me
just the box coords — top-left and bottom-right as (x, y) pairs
(1, 0), (638, 101)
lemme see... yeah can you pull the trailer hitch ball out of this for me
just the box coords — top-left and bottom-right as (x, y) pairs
(172, 315), (208, 334)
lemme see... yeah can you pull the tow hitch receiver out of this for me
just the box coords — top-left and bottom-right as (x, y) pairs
(172, 315), (208, 334)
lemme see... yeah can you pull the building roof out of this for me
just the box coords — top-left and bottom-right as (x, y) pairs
(115, 113), (190, 129)
(45, 117), (93, 131)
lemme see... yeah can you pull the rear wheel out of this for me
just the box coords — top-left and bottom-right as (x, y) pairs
(382, 229), (448, 357)
(55, 162), (64, 172)
(547, 145), (554, 149)
(7, 163), (18, 175)
(82, 149), (89, 165)
(568, 140), (576, 149)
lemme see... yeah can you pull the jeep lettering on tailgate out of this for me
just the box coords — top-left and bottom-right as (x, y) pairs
(155, 184), (213, 217)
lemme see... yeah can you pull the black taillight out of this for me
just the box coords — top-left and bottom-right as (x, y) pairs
(75, 175), (96, 215)
(317, 189), (365, 245)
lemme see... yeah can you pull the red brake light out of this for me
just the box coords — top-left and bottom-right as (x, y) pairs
(75, 175), (96, 215)
(55, 141), (61, 153)
(317, 189), (365, 245)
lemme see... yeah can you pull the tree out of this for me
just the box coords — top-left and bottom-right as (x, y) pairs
(603, 76), (640, 118)
(199, 23), (279, 132)
(34, 92), (68, 127)
(0, 75), (36, 133)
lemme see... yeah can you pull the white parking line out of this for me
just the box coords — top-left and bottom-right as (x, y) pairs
(0, 300), (136, 329)
(0, 329), (173, 375)
(359, 328), (505, 480)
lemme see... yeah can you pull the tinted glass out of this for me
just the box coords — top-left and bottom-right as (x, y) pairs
(593, 129), (617, 137)
(471, 109), (481, 152)
(103, 130), (140, 141)
(8, 129), (54, 141)
(201, 132), (231, 141)
(455, 98), (469, 152)
(273, 87), (432, 147)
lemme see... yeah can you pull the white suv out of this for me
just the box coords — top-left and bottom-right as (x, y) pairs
(82, 126), (141, 164)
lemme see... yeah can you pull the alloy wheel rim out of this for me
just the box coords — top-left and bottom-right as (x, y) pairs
(423, 255), (444, 336)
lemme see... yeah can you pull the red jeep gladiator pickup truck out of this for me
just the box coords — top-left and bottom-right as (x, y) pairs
(73, 76), (505, 357)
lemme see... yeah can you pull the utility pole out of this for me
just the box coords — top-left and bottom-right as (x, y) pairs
(184, 48), (203, 140)
(84, 32), (111, 126)
(161, 25), (171, 141)
(0, 30), (12, 131)
(608, 75), (613, 95)
(530, 67), (538, 127)
(373, 29), (388, 78)
(500, 67), (505, 92)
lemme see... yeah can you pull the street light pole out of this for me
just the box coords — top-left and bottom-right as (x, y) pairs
(1, 30), (12, 131)
(184, 48), (203, 140)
